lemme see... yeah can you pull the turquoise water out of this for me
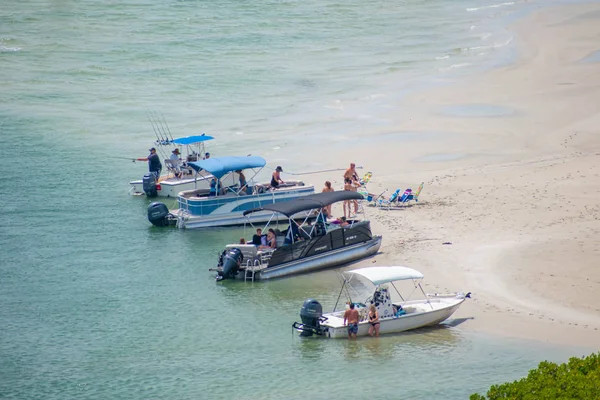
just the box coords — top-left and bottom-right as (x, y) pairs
(0, 0), (595, 399)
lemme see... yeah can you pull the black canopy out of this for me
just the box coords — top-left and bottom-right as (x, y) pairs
(243, 191), (364, 217)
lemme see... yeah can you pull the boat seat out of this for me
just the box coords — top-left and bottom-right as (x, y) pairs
(224, 244), (258, 261)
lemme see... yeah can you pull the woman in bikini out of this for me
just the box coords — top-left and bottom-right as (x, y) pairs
(321, 181), (334, 217)
(368, 304), (380, 337)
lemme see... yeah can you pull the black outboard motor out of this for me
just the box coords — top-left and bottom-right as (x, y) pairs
(217, 248), (244, 281)
(298, 298), (323, 337)
(148, 202), (170, 227)
(143, 173), (158, 197)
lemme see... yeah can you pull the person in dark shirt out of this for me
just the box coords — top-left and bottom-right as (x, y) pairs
(252, 228), (263, 246)
(270, 166), (284, 189)
(137, 147), (162, 179)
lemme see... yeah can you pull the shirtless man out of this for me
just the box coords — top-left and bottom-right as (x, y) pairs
(343, 163), (360, 185)
(343, 302), (360, 340)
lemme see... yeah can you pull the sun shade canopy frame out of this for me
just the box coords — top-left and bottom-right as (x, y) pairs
(188, 156), (266, 179)
(242, 191), (364, 217)
(171, 135), (215, 145)
(346, 266), (424, 285)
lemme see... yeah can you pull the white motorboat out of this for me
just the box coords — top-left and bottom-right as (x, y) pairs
(147, 156), (315, 228)
(129, 134), (215, 198)
(212, 191), (382, 281)
(293, 266), (470, 338)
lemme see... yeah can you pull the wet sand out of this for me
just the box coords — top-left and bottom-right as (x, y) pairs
(319, 2), (600, 347)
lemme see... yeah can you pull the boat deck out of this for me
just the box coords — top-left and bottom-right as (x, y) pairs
(322, 300), (448, 328)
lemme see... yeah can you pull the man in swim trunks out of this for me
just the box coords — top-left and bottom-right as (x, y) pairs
(343, 302), (360, 340)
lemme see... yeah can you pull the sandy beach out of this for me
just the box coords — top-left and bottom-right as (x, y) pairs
(319, 2), (600, 348)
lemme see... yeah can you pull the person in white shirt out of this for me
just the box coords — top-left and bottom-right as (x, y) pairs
(170, 148), (182, 178)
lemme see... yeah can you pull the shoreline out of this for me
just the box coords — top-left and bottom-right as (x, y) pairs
(314, 2), (600, 348)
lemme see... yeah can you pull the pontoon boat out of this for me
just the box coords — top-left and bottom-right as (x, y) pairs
(147, 156), (315, 228)
(212, 191), (382, 281)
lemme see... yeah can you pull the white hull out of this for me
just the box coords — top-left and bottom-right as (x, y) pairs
(321, 297), (465, 339)
(129, 175), (211, 198)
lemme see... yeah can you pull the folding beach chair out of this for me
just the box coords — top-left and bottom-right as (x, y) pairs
(399, 182), (424, 205)
(377, 188), (402, 210)
(360, 172), (372, 186)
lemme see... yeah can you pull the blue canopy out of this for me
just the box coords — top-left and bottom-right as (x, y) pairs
(188, 156), (266, 179)
(171, 134), (214, 145)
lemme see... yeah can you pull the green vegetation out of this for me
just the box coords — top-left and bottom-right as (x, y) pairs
(470, 352), (600, 400)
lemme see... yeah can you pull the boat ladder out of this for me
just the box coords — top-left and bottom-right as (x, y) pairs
(244, 260), (263, 282)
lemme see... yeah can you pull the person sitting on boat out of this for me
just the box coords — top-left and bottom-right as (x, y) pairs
(209, 178), (218, 197)
(203, 152), (210, 160)
(259, 229), (277, 251)
(239, 238), (246, 245)
(252, 228), (264, 246)
(368, 304), (380, 337)
(170, 148), (182, 178)
(333, 216), (349, 227)
(270, 166), (284, 189)
(137, 147), (162, 179)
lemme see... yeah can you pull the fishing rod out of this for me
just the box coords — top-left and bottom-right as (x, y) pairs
(147, 111), (164, 146)
(151, 110), (171, 145)
(111, 156), (137, 162)
(160, 113), (175, 142)
(265, 166), (363, 176)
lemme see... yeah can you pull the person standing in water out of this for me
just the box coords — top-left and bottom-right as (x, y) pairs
(343, 302), (360, 340)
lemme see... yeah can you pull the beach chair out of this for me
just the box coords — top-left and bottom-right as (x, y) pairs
(360, 172), (372, 186)
(399, 182), (424, 205)
(377, 189), (402, 209)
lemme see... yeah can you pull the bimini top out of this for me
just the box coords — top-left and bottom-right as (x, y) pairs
(171, 134), (215, 145)
(243, 191), (364, 217)
(346, 266), (424, 285)
(189, 156), (266, 179)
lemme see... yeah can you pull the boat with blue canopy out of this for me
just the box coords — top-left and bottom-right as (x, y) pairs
(147, 155), (315, 228)
(129, 134), (215, 198)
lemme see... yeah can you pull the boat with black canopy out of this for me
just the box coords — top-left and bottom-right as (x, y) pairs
(211, 191), (382, 281)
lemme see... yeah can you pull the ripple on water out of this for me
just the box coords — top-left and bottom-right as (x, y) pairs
(441, 104), (515, 117)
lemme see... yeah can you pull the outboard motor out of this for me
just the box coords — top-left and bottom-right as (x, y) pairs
(147, 202), (170, 227)
(298, 298), (323, 337)
(143, 173), (158, 197)
(217, 248), (244, 281)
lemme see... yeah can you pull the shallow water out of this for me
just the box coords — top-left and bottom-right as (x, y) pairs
(0, 0), (596, 398)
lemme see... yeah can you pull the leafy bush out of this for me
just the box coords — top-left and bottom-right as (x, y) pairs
(470, 352), (600, 399)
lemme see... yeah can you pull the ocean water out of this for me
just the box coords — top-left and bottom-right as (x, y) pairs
(0, 0), (595, 399)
